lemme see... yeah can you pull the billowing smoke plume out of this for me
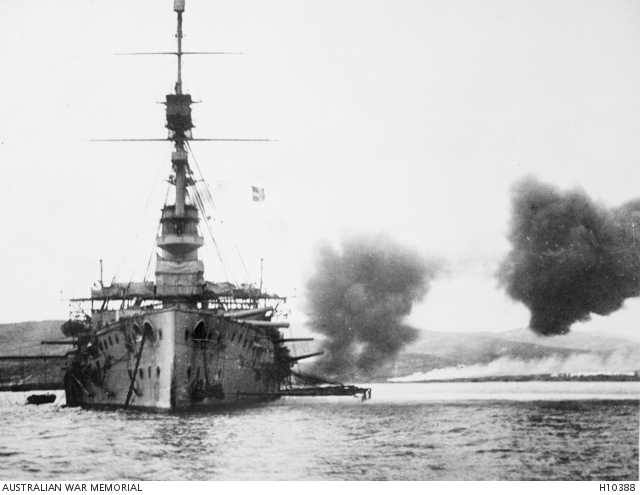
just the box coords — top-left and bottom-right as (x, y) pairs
(305, 234), (441, 379)
(499, 176), (640, 336)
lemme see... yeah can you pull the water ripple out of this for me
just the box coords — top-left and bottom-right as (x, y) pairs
(0, 384), (638, 480)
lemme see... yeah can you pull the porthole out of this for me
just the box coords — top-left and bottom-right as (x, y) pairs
(187, 366), (192, 379)
(103, 340), (108, 350)
(158, 330), (163, 340)
(148, 366), (151, 379)
(231, 333), (236, 342)
(156, 366), (161, 378)
(139, 368), (144, 379)
(143, 321), (156, 343)
(115, 335), (120, 344)
(108, 336), (113, 346)
(99, 341), (103, 351)
(193, 321), (206, 341)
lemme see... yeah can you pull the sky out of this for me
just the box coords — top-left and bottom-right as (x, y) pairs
(1, 0), (639, 341)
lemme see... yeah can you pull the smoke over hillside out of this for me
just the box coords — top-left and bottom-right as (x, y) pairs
(499, 177), (640, 336)
(305, 234), (441, 379)
(392, 351), (639, 382)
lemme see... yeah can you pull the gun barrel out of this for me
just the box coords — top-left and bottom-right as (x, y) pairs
(288, 351), (325, 362)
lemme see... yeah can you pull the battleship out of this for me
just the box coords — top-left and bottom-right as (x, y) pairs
(0, 0), (370, 410)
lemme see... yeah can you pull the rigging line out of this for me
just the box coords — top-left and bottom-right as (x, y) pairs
(235, 245), (252, 286)
(145, 180), (173, 280)
(189, 185), (236, 283)
(199, 185), (251, 285)
(143, 224), (162, 282)
(126, 144), (175, 284)
(143, 181), (171, 282)
(111, 142), (175, 284)
(194, 183), (222, 240)
(113, 142), (174, 283)
(214, 229), (245, 285)
(196, 176), (217, 209)
(123, 213), (160, 303)
(193, 184), (228, 257)
(203, 189), (250, 285)
(187, 143), (251, 284)
(185, 142), (222, 212)
(187, 185), (229, 279)
(194, 181), (218, 224)
(201, 231), (230, 284)
(197, 229), (219, 281)
(187, 162), (227, 251)
(185, 142), (219, 218)
(186, 146), (251, 285)
(190, 163), (223, 219)
(194, 170), (219, 212)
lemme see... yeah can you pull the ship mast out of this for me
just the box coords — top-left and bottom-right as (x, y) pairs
(175, 0), (184, 96)
(155, 0), (205, 302)
(172, 0), (187, 217)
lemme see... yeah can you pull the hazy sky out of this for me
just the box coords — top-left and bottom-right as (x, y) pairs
(1, 0), (639, 340)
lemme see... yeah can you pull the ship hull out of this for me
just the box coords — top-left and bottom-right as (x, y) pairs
(64, 308), (285, 411)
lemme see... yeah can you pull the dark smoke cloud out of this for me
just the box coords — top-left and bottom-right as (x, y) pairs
(305, 234), (441, 379)
(499, 176), (640, 336)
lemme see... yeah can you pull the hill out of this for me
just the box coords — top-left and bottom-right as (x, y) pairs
(0, 320), (68, 387)
(298, 325), (640, 381)
(0, 320), (68, 356)
(387, 326), (640, 382)
(1, 319), (638, 383)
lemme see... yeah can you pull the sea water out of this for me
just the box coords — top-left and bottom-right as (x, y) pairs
(1, 382), (638, 481)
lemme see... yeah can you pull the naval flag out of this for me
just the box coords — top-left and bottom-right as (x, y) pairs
(252, 186), (265, 202)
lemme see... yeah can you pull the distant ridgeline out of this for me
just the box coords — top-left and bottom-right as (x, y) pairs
(296, 325), (640, 382)
(2, 321), (639, 385)
(0, 321), (67, 388)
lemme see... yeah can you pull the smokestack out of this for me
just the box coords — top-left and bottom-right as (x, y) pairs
(499, 176), (640, 336)
(305, 233), (441, 379)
